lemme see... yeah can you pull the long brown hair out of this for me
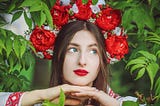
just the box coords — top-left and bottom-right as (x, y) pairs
(50, 20), (109, 105)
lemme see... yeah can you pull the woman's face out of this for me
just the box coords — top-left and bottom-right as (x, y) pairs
(63, 30), (100, 86)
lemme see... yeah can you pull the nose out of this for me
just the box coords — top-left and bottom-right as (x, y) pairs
(78, 52), (87, 67)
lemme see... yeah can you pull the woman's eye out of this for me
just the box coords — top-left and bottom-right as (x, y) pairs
(90, 49), (97, 54)
(68, 47), (78, 53)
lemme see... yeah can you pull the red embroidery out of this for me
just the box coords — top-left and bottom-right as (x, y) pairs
(108, 88), (120, 99)
(6, 92), (23, 106)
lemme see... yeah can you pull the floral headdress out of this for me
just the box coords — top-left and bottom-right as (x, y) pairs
(30, 0), (129, 64)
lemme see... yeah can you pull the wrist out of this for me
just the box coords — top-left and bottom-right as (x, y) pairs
(21, 90), (44, 105)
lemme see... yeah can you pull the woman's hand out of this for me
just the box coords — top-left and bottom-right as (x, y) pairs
(21, 84), (97, 106)
(71, 88), (120, 106)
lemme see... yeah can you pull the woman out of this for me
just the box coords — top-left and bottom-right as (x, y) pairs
(49, 20), (119, 105)
(0, 20), (127, 106)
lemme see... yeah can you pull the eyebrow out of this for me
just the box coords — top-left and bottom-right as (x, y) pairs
(69, 43), (98, 47)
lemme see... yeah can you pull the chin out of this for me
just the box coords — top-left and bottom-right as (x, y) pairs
(70, 81), (92, 86)
(63, 79), (93, 86)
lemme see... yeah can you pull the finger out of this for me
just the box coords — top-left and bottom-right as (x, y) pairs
(71, 90), (101, 100)
(61, 84), (97, 93)
(50, 97), (59, 103)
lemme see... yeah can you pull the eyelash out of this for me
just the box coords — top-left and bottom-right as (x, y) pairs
(67, 47), (98, 54)
(68, 47), (78, 53)
(90, 49), (98, 54)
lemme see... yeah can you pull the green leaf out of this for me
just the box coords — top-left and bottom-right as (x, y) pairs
(146, 62), (159, 90)
(132, 6), (145, 34)
(125, 57), (146, 69)
(5, 37), (13, 58)
(12, 63), (22, 72)
(40, 10), (46, 26)
(156, 50), (160, 58)
(155, 77), (160, 96)
(21, 50), (35, 70)
(59, 89), (65, 106)
(108, 1), (136, 10)
(42, 89), (65, 106)
(0, 39), (5, 50)
(145, 32), (160, 45)
(142, 5), (155, 30)
(138, 51), (156, 62)
(20, 40), (27, 58)
(0, 28), (7, 37)
(13, 37), (20, 58)
(146, 37), (160, 43)
(151, 0), (160, 14)
(92, 0), (98, 5)
(122, 101), (139, 106)
(122, 8), (133, 30)
(42, 100), (58, 106)
(135, 68), (145, 80)
(42, 2), (53, 28)
(29, 2), (42, 12)
(1, 74), (23, 91)
(8, 2), (16, 13)
(49, 0), (56, 7)
(8, 54), (17, 73)
(130, 64), (145, 74)
(31, 11), (41, 27)
(11, 11), (23, 23)
(0, 15), (7, 27)
(82, 0), (88, 4)
(19, 0), (41, 7)
(24, 11), (32, 29)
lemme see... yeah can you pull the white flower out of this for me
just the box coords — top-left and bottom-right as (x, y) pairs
(36, 52), (44, 58)
(109, 58), (119, 64)
(89, 18), (96, 23)
(44, 25), (51, 30)
(46, 49), (53, 55)
(113, 27), (127, 36)
(106, 52), (119, 64)
(25, 35), (30, 40)
(60, 0), (70, 5)
(70, 4), (79, 14)
(52, 29), (59, 36)
(113, 27), (121, 36)
(90, 5), (100, 14)
(97, 0), (106, 5)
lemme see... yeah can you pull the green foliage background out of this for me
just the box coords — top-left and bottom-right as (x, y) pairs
(0, 0), (160, 105)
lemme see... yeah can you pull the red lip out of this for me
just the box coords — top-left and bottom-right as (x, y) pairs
(73, 69), (89, 76)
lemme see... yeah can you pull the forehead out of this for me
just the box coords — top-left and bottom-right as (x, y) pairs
(70, 30), (98, 44)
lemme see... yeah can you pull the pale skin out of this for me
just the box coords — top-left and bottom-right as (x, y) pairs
(21, 30), (120, 106)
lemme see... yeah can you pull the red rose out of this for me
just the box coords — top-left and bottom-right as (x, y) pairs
(30, 26), (56, 59)
(105, 34), (128, 60)
(73, 0), (92, 20)
(96, 7), (121, 31)
(50, 1), (70, 29)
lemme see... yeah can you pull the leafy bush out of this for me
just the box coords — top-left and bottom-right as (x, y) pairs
(0, 28), (35, 91)
(0, 0), (160, 105)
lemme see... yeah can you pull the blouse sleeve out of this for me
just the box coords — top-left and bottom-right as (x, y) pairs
(107, 87), (146, 106)
(107, 87), (137, 105)
(0, 92), (24, 106)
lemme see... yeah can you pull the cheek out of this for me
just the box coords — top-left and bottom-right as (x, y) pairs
(89, 57), (100, 76)
(63, 55), (77, 73)
(90, 56), (100, 68)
